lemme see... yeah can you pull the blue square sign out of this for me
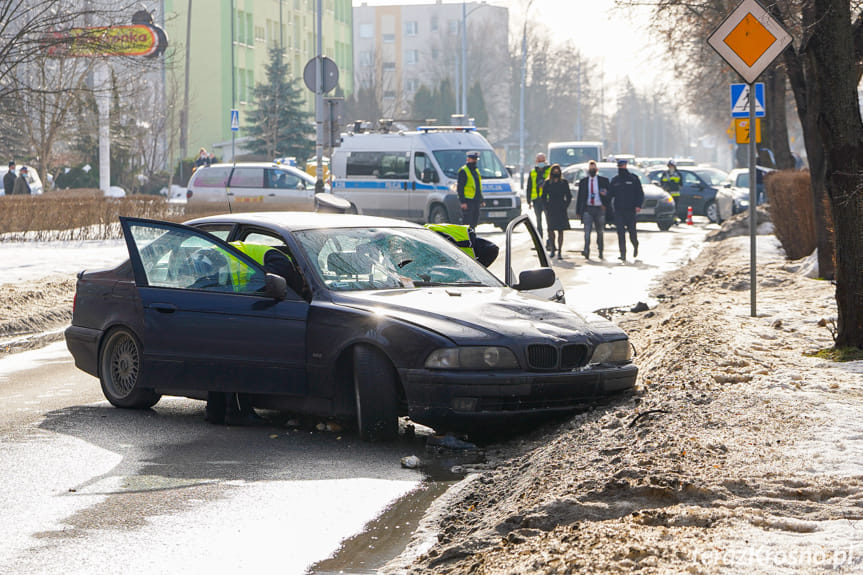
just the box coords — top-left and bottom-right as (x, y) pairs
(731, 84), (765, 118)
(230, 109), (239, 132)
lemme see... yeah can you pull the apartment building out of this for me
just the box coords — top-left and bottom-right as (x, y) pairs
(352, 1), (510, 140)
(161, 0), (353, 160)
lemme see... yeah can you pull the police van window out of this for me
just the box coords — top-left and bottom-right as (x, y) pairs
(346, 151), (409, 179)
(229, 167), (264, 188)
(413, 152), (435, 181)
(432, 150), (508, 179)
(192, 166), (232, 188)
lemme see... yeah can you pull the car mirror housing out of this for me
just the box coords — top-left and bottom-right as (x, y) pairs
(263, 273), (288, 300)
(514, 268), (556, 291)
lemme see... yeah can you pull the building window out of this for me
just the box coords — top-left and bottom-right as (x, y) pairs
(405, 21), (418, 36)
(404, 50), (418, 65)
(448, 20), (458, 35)
(383, 90), (396, 100)
(359, 50), (374, 67)
(382, 61), (396, 71)
(405, 78), (419, 93)
(431, 17), (438, 32)
(359, 23), (373, 38)
(382, 33), (395, 43)
(432, 48), (440, 60)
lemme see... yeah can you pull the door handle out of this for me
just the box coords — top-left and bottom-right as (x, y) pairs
(151, 303), (177, 313)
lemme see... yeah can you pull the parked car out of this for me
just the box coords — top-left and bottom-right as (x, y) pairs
(65, 212), (636, 440)
(562, 162), (676, 231)
(186, 162), (327, 211)
(0, 164), (44, 195)
(724, 167), (773, 205)
(648, 166), (729, 223)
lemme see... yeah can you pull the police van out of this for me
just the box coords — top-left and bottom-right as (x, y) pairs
(331, 126), (521, 229)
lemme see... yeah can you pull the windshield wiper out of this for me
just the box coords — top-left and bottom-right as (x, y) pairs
(413, 280), (486, 287)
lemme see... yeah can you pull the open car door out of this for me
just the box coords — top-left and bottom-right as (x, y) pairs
(504, 214), (565, 303)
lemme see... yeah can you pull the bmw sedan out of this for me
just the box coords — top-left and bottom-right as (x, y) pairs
(65, 213), (637, 440)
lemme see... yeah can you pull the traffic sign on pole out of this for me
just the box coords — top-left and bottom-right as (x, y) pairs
(707, 0), (792, 84)
(734, 118), (761, 143)
(731, 83), (765, 118)
(230, 109), (239, 132)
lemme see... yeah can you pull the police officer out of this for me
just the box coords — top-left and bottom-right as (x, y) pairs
(4, 161), (16, 195)
(608, 158), (644, 261)
(457, 151), (484, 229)
(659, 159), (682, 215)
(425, 223), (499, 267)
(527, 153), (551, 243)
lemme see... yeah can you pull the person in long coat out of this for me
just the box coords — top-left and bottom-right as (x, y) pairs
(541, 164), (572, 259)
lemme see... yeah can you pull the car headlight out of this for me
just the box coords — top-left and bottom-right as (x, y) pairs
(664, 196), (675, 204)
(425, 347), (519, 370)
(448, 182), (458, 194)
(589, 340), (632, 364)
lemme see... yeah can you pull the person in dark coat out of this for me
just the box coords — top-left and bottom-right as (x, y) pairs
(608, 158), (644, 261)
(542, 164), (572, 259)
(13, 165), (31, 195)
(4, 161), (16, 195)
(575, 160), (610, 259)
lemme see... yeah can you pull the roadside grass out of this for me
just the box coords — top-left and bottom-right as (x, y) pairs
(805, 347), (863, 362)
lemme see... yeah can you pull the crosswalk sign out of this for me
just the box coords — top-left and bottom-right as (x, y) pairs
(230, 109), (239, 132)
(731, 83), (765, 118)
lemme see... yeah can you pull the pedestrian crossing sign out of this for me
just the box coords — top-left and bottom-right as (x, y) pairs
(230, 109), (239, 132)
(731, 83), (765, 118)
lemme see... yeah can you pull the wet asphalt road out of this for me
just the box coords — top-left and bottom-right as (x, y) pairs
(0, 219), (709, 574)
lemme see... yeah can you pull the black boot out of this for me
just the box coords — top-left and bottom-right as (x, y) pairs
(224, 393), (266, 426)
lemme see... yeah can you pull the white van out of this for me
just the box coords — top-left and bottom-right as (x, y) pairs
(186, 162), (322, 210)
(547, 141), (604, 169)
(331, 126), (521, 230)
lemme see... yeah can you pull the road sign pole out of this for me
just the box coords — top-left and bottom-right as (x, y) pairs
(749, 81), (757, 317)
(315, 0), (324, 194)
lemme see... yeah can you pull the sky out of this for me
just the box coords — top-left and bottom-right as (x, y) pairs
(354, 0), (669, 92)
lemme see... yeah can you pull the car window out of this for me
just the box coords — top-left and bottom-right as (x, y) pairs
(293, 226), (503, 292)
(681, 171), (701, 185)
(414, 152), (435, 181)
(229, 168), (264, 188)
(127, 223), (265, 293)
(693, 169), (728, 186)
(192, 166), (231, 188)
(268, 168), (306, 189)
(735, 172), (749, 188)
(432, 149), (508, 179)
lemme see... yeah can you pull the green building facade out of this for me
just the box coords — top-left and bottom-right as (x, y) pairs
(161, 0), (352, 161)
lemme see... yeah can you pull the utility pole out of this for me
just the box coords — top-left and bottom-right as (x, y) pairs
(181, 0), (192, 166)
(315, 0), (324, 193)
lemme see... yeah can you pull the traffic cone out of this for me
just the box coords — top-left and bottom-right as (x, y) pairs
(686, 205), (693, 225)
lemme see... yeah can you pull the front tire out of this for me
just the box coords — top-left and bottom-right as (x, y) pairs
(705, 201), (719, 223)
(657, 220), (673, 231)
(429, 204), (449, 225)
(353, 344), (399, 442)
(99, 328), (160, 409)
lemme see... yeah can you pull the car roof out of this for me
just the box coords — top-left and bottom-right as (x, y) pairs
(184, 211), (426, 232)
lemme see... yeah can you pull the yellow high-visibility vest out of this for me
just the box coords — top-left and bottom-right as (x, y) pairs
(458, 165), (481, 199)
(425, 223), (475, 259)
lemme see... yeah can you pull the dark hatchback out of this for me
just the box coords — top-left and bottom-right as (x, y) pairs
(65, 213), (637, 440)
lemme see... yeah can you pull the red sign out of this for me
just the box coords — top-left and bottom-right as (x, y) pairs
(46, 25), (160, 58)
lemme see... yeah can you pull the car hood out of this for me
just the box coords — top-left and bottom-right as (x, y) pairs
(643, 183), (671, 200)
(332, 287), (623, 345)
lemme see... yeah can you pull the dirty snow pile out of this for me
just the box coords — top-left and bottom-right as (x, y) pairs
(386, 234), (863, 574)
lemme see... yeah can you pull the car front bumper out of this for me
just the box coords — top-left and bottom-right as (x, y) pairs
(402, 363), (637, 430)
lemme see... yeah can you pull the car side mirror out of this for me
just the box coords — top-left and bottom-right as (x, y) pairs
(263, 273), (287, 300)
(514, 267), (556, 291)
(422, 167), (435, 183)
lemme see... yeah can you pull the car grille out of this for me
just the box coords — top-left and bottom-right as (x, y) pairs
(485, 197), (514, 208)
(643, 199), (658, 208)
(527, 344), (590, 370)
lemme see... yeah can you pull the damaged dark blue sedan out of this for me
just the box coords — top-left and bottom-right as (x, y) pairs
(65, 213), (636, 440)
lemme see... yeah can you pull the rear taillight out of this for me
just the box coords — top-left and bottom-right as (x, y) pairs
(186, 189), (193, 199)
(72, 293), (77, 315)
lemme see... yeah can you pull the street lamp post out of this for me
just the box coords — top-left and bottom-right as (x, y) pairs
(461, 1), (467, 119)
(518, 0), (535, 192)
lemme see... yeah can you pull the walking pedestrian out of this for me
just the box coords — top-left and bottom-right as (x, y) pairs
(13, 165), (31, 195)
(608, 158), (644, 261)
(575, 160), (610, 259)
(542, 164), (571, 259)
(3, 161), (16, 196)
(527, 153), (551, 244)
(457, 151), (484, 229)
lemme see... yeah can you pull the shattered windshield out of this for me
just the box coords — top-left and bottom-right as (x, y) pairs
(293, 226), (503, 292)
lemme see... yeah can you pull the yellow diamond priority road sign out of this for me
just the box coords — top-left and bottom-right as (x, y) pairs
(707, 0), (792, 84)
